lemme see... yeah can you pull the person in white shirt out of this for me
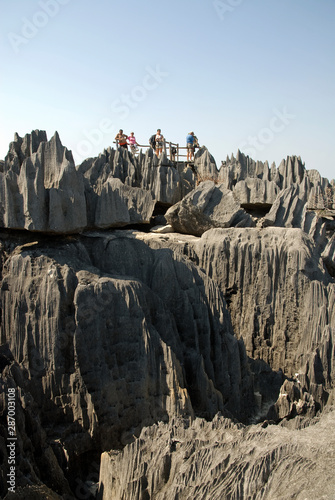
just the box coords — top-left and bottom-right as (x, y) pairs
(155, 129), (164, 157)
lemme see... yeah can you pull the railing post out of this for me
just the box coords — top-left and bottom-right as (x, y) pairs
(177, 144), (179, 162)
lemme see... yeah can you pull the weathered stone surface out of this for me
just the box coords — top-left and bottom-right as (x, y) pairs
(219, 150), (277, 187)
(165, 181), (254, 236)
(233, 177), (279, 207)
(136, 227), (335, 412)
(78, 145), (196, 208)
(260, 183), (330, 252)
(267, 379), (318, 421)
(0, 132), (160, 233)
(98, 409), (335, 500)
(0, 132), (334, 499)
(2, 131), (87, 233)
(0, 230), (255, 496)
(193, 146), (218, 180)
(219, 150), (333, 193)
(218, 151), (335, 229)
(94, 177), (155, 229)
(4, 130), (48, 174)
(263, 184), (308, 228)
(0, 349), (72, 498)
(140, 149), (194, 205)
(78, 148), (156, 229)
(79, 231), (254, 422)
(0, 243), (188, 452)
(322, 231), (335, 276)
(0, 173), (4, 227)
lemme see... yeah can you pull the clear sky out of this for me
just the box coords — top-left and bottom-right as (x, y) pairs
(1, 0), (334, 181)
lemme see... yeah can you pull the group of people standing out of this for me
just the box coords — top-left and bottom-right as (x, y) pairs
(114, 129), (199, 161)
(114, 130), (139, 154)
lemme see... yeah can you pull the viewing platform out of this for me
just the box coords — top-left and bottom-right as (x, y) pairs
(114, 140), (195, 163)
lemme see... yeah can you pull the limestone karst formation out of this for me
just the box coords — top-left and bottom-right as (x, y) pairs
(0, 130), (334, 499)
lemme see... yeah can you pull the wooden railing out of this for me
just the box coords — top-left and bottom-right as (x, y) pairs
(114, 140), (193, 162)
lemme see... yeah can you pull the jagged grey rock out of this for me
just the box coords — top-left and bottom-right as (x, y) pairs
(218, 151), (329, 194)
(0, 351), (73, 498)
(219, 151), (334, 224)
(2, 131), (87, 233)
(267, 379), (318, 421)
(165, 181), (255, 236)
(322, 232), (335, 276)
(90, 177), (155, 229)
(136, 227), (335, 413)
(261, 183), (329, 251)
(1, 132), (159, 233)
(194, 146), (218, 180)
(217, 151), (335, 275)
(219, 150), (277, 187)
(4, 130), (48, 175)
(0, 229), (254, 496)
(263, 184), (308, 228)
(140, 150), (188, 205)
(233, 177), (280, 207)
(98, 409), (335, 500)
(0, 131), (334, 499)
(78, 145), (196, 207)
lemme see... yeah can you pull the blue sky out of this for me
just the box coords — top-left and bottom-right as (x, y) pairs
(1, 0), (334, 180)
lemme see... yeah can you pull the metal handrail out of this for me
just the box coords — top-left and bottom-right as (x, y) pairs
(113, 139), (196, 162)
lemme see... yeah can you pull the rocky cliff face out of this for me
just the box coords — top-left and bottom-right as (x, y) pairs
(0, 231), (254, 445)
(98, 410), (335, 500)
(0, 131), (334, 499)
(0, 230), (254, 498)
(1, 131), (196, 234)
(136, 227), (334, 420)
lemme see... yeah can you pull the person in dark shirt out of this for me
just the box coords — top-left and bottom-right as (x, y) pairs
(186, 132), (195, 161)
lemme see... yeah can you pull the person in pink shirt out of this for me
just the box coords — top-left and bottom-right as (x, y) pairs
(128, 132), (139, 154)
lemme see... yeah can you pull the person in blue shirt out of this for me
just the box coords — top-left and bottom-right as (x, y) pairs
(186, 132), (195, 162)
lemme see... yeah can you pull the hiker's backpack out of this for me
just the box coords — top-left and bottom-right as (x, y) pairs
(149, 135), (156, 148)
